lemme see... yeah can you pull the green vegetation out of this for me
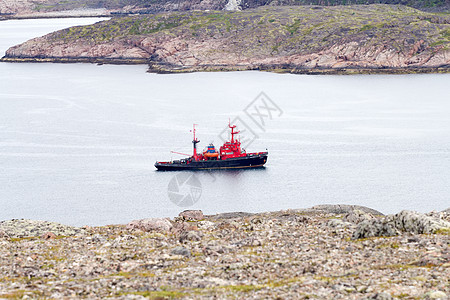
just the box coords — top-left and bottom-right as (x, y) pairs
(121, 290), (186, 299)
(4, 4), (448, 74)
(53, 5), (450, 56)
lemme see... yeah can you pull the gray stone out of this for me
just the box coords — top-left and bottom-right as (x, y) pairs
(394, 210), (450, 233)
(312, 204), (384, 216)
(365, 292), (394, 300)
(353, 210), (450, 239)
(343, 209), (375, 224)
(179, 231), (201, 242)
(327, 219), (353, 228)
(171, 246), (191, 257)
(126, 218), (172, 232)
(207, 212), (254, 220)
(223, 0), (242, 11)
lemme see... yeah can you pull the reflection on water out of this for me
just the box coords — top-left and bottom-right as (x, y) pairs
(0, 19), (449, 226)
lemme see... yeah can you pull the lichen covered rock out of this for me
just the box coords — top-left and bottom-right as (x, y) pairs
(0, 219), (82, 238)
(126, 217), (173, 232)
(353, 210), (450, 239)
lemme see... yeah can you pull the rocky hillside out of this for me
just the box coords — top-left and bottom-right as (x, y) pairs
(2, 5), (449, 74)
(0, 0), (448, 18)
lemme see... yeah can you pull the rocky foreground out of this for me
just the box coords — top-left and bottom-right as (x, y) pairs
(2, 5), (449, 74)
(0, 205), (449, 299)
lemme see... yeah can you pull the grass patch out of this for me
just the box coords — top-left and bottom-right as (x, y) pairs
(9, 236), (38, 242)
(434, 228), (450, 234)
(122, 290), (185, 299)
(0, 290), (42, 299)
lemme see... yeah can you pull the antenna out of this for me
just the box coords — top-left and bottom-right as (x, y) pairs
(192, 123), (200, 160)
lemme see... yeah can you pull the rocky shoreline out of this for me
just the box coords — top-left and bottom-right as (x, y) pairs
(2, 56), (449, 75)
(1, 205), (449, 299)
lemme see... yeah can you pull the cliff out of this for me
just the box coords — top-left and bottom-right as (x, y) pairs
(2, 5), (450, 74)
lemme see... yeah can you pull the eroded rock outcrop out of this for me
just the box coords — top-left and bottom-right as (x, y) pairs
(352, 210), (450, 239)
(126, 217), (173, 232)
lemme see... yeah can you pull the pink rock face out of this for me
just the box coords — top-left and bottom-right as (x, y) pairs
(179, 210), (204, 221)
(126, 218), (173, 232)
(6, 32), (449, 71)
(41, 232), (56, 240)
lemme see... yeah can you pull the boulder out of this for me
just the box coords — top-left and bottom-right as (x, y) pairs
(343, 209), (376, 224)
(41, 232), (56, 240)
(171, 246), (191, 257)
(179, 210), (204, 221)
(126, 218), (173, 232)
(353, 218), (400, 239)
(353, 210), (450, 239)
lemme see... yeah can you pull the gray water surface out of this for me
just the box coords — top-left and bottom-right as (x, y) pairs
(1, 19), (449, 226)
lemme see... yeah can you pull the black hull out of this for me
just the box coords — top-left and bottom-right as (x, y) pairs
(155, 153), (268, 171)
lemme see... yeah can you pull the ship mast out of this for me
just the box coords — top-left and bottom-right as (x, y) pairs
(192, 124), (200, 161)
(228, 120), (240, 143)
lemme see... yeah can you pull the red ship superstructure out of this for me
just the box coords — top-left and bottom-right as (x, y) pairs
(155, 122), (268, 171)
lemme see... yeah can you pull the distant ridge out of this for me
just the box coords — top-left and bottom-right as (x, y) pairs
(0, 0), (448, 19)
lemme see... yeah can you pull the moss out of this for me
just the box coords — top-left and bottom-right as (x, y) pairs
(285, 18), (302, 35)
(411, 275), (427, 281)
(121, 290), (185, 298)
(396, 292), (412, 298)
(376, 242), (400, 249)
(0, 290), (42, 299)
(359, 24), (375, 31)
(434, 228), (450, 234)
(224, 284), (263, 292)
(375, 263), (425, 270)
(9, 236), (38, 242)
(0, 290), (28, 299)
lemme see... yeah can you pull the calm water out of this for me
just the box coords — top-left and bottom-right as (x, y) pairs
(1, 19), (449, 226)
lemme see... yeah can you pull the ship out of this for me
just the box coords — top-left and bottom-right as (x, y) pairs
(155, 122), (268, 171)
